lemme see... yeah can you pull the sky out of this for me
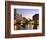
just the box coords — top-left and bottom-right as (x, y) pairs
(15, 9), (39, 19)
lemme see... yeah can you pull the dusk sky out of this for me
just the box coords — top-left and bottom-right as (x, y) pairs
(15, 9), (39, 19)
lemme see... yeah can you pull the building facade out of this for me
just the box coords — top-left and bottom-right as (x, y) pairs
(33, 14), (39, 29)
